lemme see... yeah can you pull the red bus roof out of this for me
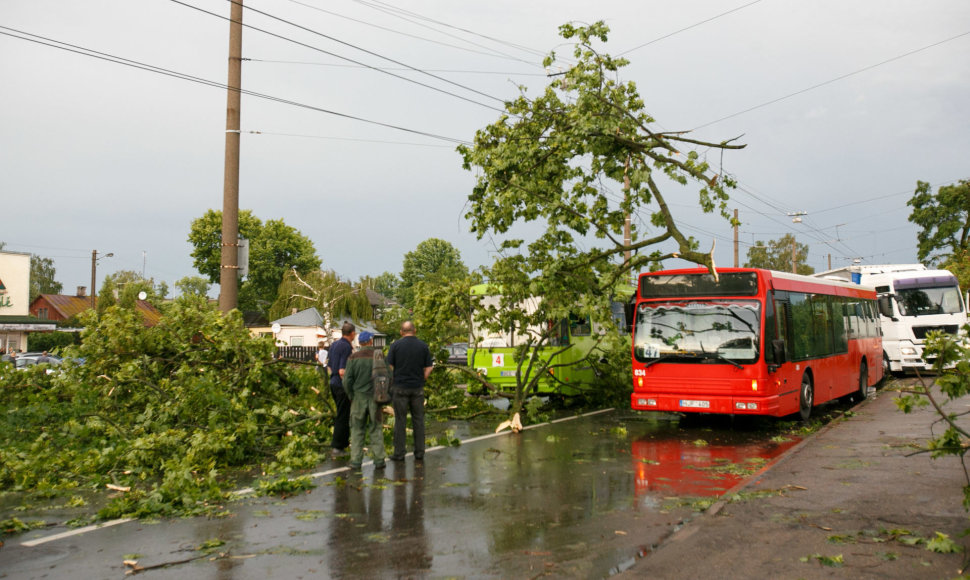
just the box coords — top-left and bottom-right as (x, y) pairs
(638, 267), (877, 300)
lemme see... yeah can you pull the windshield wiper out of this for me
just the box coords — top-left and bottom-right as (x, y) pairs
(643, 353), (698, 368)
(699, 340), (743, 369)
(704, 352), (743, 369)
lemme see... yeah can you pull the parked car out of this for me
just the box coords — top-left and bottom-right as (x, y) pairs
(15, 352), (63, 371)
(445, 343), (469, 366)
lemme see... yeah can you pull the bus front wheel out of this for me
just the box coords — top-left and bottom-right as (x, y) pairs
(799, 372), (814, 422)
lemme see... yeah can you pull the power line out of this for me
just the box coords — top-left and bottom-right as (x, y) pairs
(168, 0), (509, 115)
(0, 26), (470, 145)
(352, 0), (548, 62)
(283, 0), (545, 66)
(693, 29), (970, 130)
(244, 58), (547, 76)
(618, 1), (764, 56)
(237, 129), (455, 148)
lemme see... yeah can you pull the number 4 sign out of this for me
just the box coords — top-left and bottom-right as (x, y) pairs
(492, 353), (505, 366)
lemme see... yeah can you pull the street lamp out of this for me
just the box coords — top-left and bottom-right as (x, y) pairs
(91, 250), (114, 307)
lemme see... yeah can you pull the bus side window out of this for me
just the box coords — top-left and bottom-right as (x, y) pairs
(790, 292), (812, 359)
(831, 296), (848, 354)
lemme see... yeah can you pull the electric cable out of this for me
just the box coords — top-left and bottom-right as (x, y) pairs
(286, 0), (545, 66)
(618, 1), (764, 56)
(0, 26), (470, 145)
(166, 0), (509, 114)
(693, 29), (970, 131)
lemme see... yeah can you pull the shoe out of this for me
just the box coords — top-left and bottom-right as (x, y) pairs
(414, 454), (424, 461)
(390, 455), (406, 462)
(349, 463), (362, 470)
(330, 448), (345, 459)
(373, 461), (386, 469)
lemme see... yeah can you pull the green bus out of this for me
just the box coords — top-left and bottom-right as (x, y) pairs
(468, 283), (633, 396)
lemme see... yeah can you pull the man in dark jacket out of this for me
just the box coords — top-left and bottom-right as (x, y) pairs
(343, 331), (387, 470)
(327, 322), (355, 458)
(386, 321), (433, 461)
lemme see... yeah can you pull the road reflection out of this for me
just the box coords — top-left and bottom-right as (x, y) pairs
(631, 423), (801, 498)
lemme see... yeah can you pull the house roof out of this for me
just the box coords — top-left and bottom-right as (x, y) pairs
(270, 308), (382, 336)
(32, 294), (161, 327)
(272, 307), (324, 327)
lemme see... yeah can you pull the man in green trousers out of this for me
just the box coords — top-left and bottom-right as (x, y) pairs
(342, 331), (387, 470)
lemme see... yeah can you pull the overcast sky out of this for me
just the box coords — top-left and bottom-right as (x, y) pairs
(2, 0), (968, 297)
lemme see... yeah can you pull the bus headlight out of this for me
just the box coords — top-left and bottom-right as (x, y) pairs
(637, 398), (657, 406)
(900, 347), (917, 356)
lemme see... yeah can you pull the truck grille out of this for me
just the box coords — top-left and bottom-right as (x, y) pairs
(912, 325), (960, 339)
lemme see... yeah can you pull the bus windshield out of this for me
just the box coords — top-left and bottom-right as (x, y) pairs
(634, 300), (761, 365)
(896, 285), (964, 316)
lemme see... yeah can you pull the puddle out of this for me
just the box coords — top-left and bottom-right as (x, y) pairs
(631, 417), (801, 498)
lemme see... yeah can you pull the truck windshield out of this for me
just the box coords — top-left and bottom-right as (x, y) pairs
(896, 285), (964, 316)
(634, 300), (761, 364)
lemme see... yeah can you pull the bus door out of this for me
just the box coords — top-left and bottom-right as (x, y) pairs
(765, 290), (801, 416)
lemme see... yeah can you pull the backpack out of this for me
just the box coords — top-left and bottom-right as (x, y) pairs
(372, 348), (391, 404)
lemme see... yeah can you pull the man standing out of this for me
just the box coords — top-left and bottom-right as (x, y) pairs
(327, 323), (355, 458)
(315, 341), (329, 384)
(386, 321), (433, 461)
(342, 331), (387, 470)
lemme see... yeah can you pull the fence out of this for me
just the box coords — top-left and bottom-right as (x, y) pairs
(276, 346), (317, 362)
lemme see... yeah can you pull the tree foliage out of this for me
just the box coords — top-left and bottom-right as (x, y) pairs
(188, 210), (321, 315)
(908, 179), (970, 267)
(895, 326), (970, 525)
(398, 238), (469, 309)
(174, 275), (211, 298)
(456, 22), (744, 414)
(744, 234), (814, 275)
(29, 254), (62, 303)
(268, 269), (372, 328)
(96, 270), (167, 314)
(0, 295), (328, 519)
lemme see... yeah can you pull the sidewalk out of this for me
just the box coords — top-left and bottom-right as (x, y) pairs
(621, 381), (970, 579)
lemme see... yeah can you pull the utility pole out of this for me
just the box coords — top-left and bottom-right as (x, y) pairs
(91, 250), (113, 308)
(733, 209), (739, 267)
(219, 0), (243, 314)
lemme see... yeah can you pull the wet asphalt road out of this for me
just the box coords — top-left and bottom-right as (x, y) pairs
(1, 408), (799, 579)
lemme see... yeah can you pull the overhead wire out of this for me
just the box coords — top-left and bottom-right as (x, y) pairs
(0, 26), (470, 145)
(617, 0), (764, 56)
(244, 59), (547, 76)
(284, 0), (545, 66)
(352, 0), (548, 62)
(168, 0), (510, 114)
(693, 29), (970, 131)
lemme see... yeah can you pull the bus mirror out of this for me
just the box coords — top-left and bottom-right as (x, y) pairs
(772, 339), (787, 364)
(877, 295), (894, 319)
(624, 302), (635, 333)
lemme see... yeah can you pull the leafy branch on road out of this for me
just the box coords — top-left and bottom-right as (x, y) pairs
(0, 295), (331, 521)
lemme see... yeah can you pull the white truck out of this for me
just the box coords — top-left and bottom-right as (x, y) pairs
(817, 264), (967, 375)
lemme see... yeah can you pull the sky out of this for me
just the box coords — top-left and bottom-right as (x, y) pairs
(2, 0), (969, 297)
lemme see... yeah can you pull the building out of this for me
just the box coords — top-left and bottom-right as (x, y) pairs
(0, 250), (56, 352)
(30, 289), (162, 327)
(258, 307), (385, 349)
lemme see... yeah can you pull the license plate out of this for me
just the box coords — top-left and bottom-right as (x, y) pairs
(499, 370), (518, 377)
(679, 399), (710, 409)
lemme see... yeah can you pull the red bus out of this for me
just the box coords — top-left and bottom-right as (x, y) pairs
(630, 268), (883, 419)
